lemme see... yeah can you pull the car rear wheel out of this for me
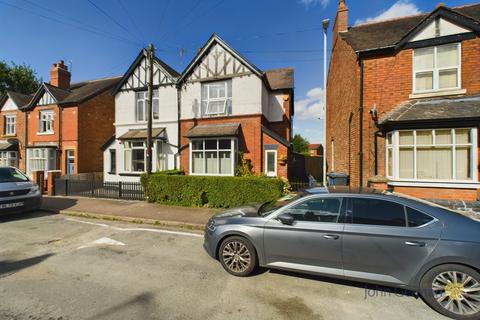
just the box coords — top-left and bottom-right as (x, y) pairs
(420, 264), (480, 319)
(218, 236), (257, 277)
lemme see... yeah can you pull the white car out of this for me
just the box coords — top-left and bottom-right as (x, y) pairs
(0, 167), (42, 214)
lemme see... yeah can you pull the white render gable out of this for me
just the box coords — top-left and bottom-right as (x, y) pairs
(37, 90), (56, 106)
(411, 17), (471, 42)
(2, 96), (19, 111)
(120, 56), (175, 90)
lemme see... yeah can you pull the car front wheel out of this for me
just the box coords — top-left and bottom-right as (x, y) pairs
(420, 264), (480, 319)
(218, 236), (257, 277)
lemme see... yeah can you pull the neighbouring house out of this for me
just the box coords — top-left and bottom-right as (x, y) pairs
(178, 34), (294, 178)
(0, 91), (32, 170)
(102, 49), (180, 182)
(23, 60), (120, 178)
(327, 1), (480, 201)
(308, 143), (323, 157)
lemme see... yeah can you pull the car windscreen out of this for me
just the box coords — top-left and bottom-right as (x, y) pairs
(258, 193), (303, 216)
(0, 167), (29, 183)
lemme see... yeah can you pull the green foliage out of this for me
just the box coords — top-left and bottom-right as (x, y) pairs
(141, 174), (286, 208)
(154, 169), (185, 175)
(235, 152), (254, 176)
(292, 134), (310, 156)
(0, 61), (41, 95)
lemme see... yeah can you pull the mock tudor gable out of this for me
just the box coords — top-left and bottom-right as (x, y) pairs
(36, 89), (56, 106)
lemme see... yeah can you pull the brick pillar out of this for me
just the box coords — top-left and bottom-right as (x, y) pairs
(31, 170), (45, 194)
(367, 175), (391, 191)
(47, 170), (62, 196)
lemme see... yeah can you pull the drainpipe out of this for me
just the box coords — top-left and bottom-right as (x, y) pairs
(359, 59), (364, 187)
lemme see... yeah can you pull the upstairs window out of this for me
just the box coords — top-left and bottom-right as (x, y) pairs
(201, 80), (232, 117)
(4, 115), (16, 135)
(135, 90), (159, 122)
(413, 43), (461, 93)
(39, 110), (54, 134)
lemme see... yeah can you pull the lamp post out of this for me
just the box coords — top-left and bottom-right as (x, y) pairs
(322, 18), (330, 187)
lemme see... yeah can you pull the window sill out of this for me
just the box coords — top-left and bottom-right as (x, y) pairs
(37, 132), (55, 136)
(2, 134), (17, 138)
(388, 180), (480, 189)
(118, 172), (144, 176)
(409, 89), (466, 99)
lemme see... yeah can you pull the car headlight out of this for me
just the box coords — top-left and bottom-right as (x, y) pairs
(207, 219), (216, 231)
(29, 184), (40, 194)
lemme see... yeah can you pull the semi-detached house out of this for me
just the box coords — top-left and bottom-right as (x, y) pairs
(327, 1), (480, 201)
(104, 34), (294, 181)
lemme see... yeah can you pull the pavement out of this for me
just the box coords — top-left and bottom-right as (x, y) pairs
(42, 196), (218, 230)
(0, 212), (447, 320)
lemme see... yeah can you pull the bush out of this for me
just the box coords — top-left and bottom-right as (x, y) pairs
(154, 169), (185, 176)
(141, 174), (286, 208)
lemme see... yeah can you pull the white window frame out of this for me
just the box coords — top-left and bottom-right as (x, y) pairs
(4, 115), (16, 135)
(39, 110), (54, 134)
(26, 148), (57, 175)
(189, 138), (236, 176)
(264, 149), (277, 177)
(201, 80), (232, 117)
(135, 90), (159, 122)
(412, 43), (462, 94)
(386, 128), (478, 184)
(124, 141), (146, 173)
(0, 151), (18, 167)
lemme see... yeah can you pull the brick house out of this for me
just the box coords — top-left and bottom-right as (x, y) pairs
(178, 34), (294, 178)
(24, 60), (120, 177)
(0, 91), (32, 170)
(308, 144), (323, 156)
(327, 1), (480, 201)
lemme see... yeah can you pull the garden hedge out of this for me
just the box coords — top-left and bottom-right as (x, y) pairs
(141, 174), (286, 208)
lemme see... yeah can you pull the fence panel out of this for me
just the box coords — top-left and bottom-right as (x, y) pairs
(54, 179), (144, 201)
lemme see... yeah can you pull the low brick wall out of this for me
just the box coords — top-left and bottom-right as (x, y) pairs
(393, 186), (479, 202)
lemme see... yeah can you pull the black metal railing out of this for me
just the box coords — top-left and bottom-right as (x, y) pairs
(54, 179), (144, 201)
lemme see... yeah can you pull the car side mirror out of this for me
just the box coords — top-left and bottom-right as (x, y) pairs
(277, 213), (295, 225)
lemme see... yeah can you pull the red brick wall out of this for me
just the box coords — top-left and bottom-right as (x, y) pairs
(0, 109), (26, 171)
(77, 90), (115, 173)
(393, 186), (478, 202)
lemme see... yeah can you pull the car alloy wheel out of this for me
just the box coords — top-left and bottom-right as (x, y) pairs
(432, 271), (480, 316)
(222, 241), (251, 273)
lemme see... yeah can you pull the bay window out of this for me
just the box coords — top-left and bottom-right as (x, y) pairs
(190, 138), (236, 175)
(386, 128), (477, 182)
(124, 141), (146, 172)
(0, 151), (18, 167)
(27, 148), (57, 175)
(135, 90), (159, 122)
(413, 43), (461, 93)
(5, 115), (16, 135)
(201, 80), (232, 117)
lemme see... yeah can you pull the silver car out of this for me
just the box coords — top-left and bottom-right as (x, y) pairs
(203, 188), (480, 319)
(0, 167), (42, 214)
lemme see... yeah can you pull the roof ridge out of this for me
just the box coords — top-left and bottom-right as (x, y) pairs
(71, 75), (122, 86)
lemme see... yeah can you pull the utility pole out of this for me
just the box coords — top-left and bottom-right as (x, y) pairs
(322, 19), (330, 187)
(146, 43), (155, 176)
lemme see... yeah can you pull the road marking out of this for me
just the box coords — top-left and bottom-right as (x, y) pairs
(78, 237), (126, 249)
(66, 218), (203, 238)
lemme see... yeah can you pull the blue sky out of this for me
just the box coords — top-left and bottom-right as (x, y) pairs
(0, 0), (472, 144)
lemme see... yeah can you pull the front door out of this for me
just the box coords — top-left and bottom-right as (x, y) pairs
(263, 196), (345, 276)
(66, 150), (75, 175)
(342, 197), (442, 286)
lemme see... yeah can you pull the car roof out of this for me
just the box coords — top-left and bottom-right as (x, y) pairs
(304, 186), (387, 196)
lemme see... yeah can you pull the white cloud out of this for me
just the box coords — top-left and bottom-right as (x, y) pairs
(295, 87), (325, 120)
(300, 0), (330, 8)
(355, 0), (420, 25)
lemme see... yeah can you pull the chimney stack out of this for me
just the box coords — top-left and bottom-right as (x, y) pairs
(50, 60), (71, 90)
(333, 0), (349, 46)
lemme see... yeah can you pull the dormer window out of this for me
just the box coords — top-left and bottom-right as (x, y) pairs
(413, 43), (461, 93)
(201, 80), (232, 117)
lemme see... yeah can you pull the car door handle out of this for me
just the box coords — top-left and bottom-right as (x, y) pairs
(405, 241), (426, 247)
(323, 234), (340, 240)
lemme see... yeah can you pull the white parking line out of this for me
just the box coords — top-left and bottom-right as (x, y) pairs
(66, 218), (203, 238)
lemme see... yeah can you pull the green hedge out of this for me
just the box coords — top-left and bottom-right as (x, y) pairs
(141, 174), (286, 208)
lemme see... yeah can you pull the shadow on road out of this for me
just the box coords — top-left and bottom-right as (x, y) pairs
(0, 210), (56, 224)
(0, 253), (55, 277)
(41, 197), (78, 213)
(86, 292), (156, 320)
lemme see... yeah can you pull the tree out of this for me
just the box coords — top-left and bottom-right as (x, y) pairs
(292, 134), (310, 156)
(0, 61), (41, 96)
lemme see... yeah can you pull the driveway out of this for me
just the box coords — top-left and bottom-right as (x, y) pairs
(0, 212), (446, 320)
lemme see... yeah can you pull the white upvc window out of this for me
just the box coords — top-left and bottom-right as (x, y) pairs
(386, 128), (477, 182)
(201, 80), (232, 117)
(0, 151), (18, 167)
(27, 148), (57, 175)
(135, 90), (159, 122)
(39, 110), (54, 134)
(413, 43), (461, 93)
(124, 141), (146, 172)
(265, 149), (277, 177)
(190, 138), (236, 176)
(4, 115), (16, 135)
